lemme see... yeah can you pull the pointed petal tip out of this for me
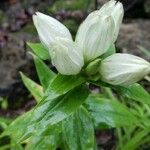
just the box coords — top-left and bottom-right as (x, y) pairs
(115, 1), (123, 8)
(34, 11), (41, 15)
(33, 12), (48, 20)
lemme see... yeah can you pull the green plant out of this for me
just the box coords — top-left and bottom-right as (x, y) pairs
(115, 46), (150, 150)
(1, 1), (150, 150)
(49, 0), (91, 13)
(0, 97), (8, 110)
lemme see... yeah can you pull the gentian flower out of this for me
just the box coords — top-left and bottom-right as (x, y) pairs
(33, 12), (84, 75)
(75, 0), (123, 62)
(32, 0), (150, 86)
(99, 54), (150, 85)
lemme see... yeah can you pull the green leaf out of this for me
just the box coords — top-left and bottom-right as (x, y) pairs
(2, 110), (61, 143)
(20, 72), (43, 103)
(85, 94), (137, 128)
(20, 85), (89, 141)
(27, 42), (50, 60)
(10, 138), (24, 150)
(119, 83), (150, 105)
(122, 127), (150, 150)
(1, 110), (33, 141)
(0, 117), (12, 125)
(92, 81), (150, 105)
(101, 44), (116, 59)
(45, 74), (86, 100)
(0, 117), (12, 129)
(138, 46), (150, 57)
(34, 86), (89, 130)
(33, 54), (56, 90)
(62, 106), (95, 150)
(4, 86), (88, 142)
(26, 134), (60, 150)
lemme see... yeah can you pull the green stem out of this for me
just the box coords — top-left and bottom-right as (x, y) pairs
(116, 128), (123, 150)
(103, 87), (117, 100)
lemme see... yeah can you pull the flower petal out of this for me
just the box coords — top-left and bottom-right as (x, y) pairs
(51, 38), (84, 75)
(99, 53), (150, 85)
(33, 12), (72, 50)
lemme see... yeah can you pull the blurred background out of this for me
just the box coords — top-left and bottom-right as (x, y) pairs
(0, 0), (150, 149)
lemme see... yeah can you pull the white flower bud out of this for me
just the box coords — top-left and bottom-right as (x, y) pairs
(99, 0), (124, 41)
(33, 12), (72, 51)
(76, 12), (115, 62)
(99, 54), (150, 86)
(51, 38), (84, 75)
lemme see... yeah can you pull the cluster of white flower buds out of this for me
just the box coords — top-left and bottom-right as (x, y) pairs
(33, 0), (150, 86)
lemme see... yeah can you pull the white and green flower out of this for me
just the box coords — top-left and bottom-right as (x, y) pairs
(51, 38), (84, 75)
(32, 0), (150, 85)
(33, 12), (83, 75)
(75, 0), (123, 62)
(99, 54), (150, 86)
(33, 12), (72, 50)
